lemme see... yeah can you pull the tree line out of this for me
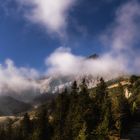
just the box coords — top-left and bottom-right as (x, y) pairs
(0, 76), (139, 140)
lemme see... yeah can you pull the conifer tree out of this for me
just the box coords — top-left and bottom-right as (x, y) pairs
(117, 84), (131, 135)
(95, 78), (112, 135)
(6, 119), (13, 140)
(36, 107), (50, 140)
(96, 78), (107, 104)
(21, 113), (31, 139)
(53, 89), (70, 140)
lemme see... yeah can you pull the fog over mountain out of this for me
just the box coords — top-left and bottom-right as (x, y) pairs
(0, 59), (40, 101)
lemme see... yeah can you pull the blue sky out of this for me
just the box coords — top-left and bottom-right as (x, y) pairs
(0, 0), (139, 73)
(0, 0), (127, 69)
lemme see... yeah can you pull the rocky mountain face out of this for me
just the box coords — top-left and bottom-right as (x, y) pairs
(38, 54), (100, 94)
(87, 54), (99, 59)
(38, 74), (99, 94)
(0, 54), (100, 103)
(0, 53), (127, 116)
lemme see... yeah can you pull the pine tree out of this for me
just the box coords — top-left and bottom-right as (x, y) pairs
(71, 81), (78, 94)
(36, 106), (50, 140)
(6, 119), (13, 140)
(117, 84), (131, 135)
(53, 89), (70, 140)
(95, 78), (112, 135)
(65, 79), (96, 139)
(96, 78), (107, 104)
(21, 113), (31, 139)
(80, 78), (88, 93)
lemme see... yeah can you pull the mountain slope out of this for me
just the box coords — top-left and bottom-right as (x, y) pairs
(0, 96), (32, 116)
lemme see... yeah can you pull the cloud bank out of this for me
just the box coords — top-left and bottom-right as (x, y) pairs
(101, 0), (140, 51)
(0, 59), (40, 100)
(17, 0), (76, 35)
(46, 47), (126, 79)
(100, 0), (140, 74)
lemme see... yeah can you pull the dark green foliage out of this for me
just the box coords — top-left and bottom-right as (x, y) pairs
(95, 78), (112, 136)
(117, 84), (131, 135)
(1, 77), (139, 140)
(52, 89), (70, 140)
(129, 76), (140, 121)
(130, 75), (140, 84)
(96, 78), (107, 104)
(34, 106), (51, 140)
(21, 113), (31, 138)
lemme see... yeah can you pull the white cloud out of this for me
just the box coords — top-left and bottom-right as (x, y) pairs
(45, 47), (126, 79)
(17, 0), (76, 35)
(112, 0), (140, 51)
(101, 1), (140, 51)
(0, 59), (40, 100)
(100, 0), (140, 74)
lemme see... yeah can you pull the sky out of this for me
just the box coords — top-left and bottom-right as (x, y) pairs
(0, 0), (140, 98)
(0, 0), (134, 69)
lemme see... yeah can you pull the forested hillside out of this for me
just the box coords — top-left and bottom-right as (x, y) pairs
(0, 76), (140, 140)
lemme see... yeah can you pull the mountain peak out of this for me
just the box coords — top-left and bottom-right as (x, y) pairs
(87, 54), (99, 59)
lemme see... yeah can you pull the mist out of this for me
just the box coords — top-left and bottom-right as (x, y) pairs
(46, 47), (126, 79)
(0, 59), (40, 101)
